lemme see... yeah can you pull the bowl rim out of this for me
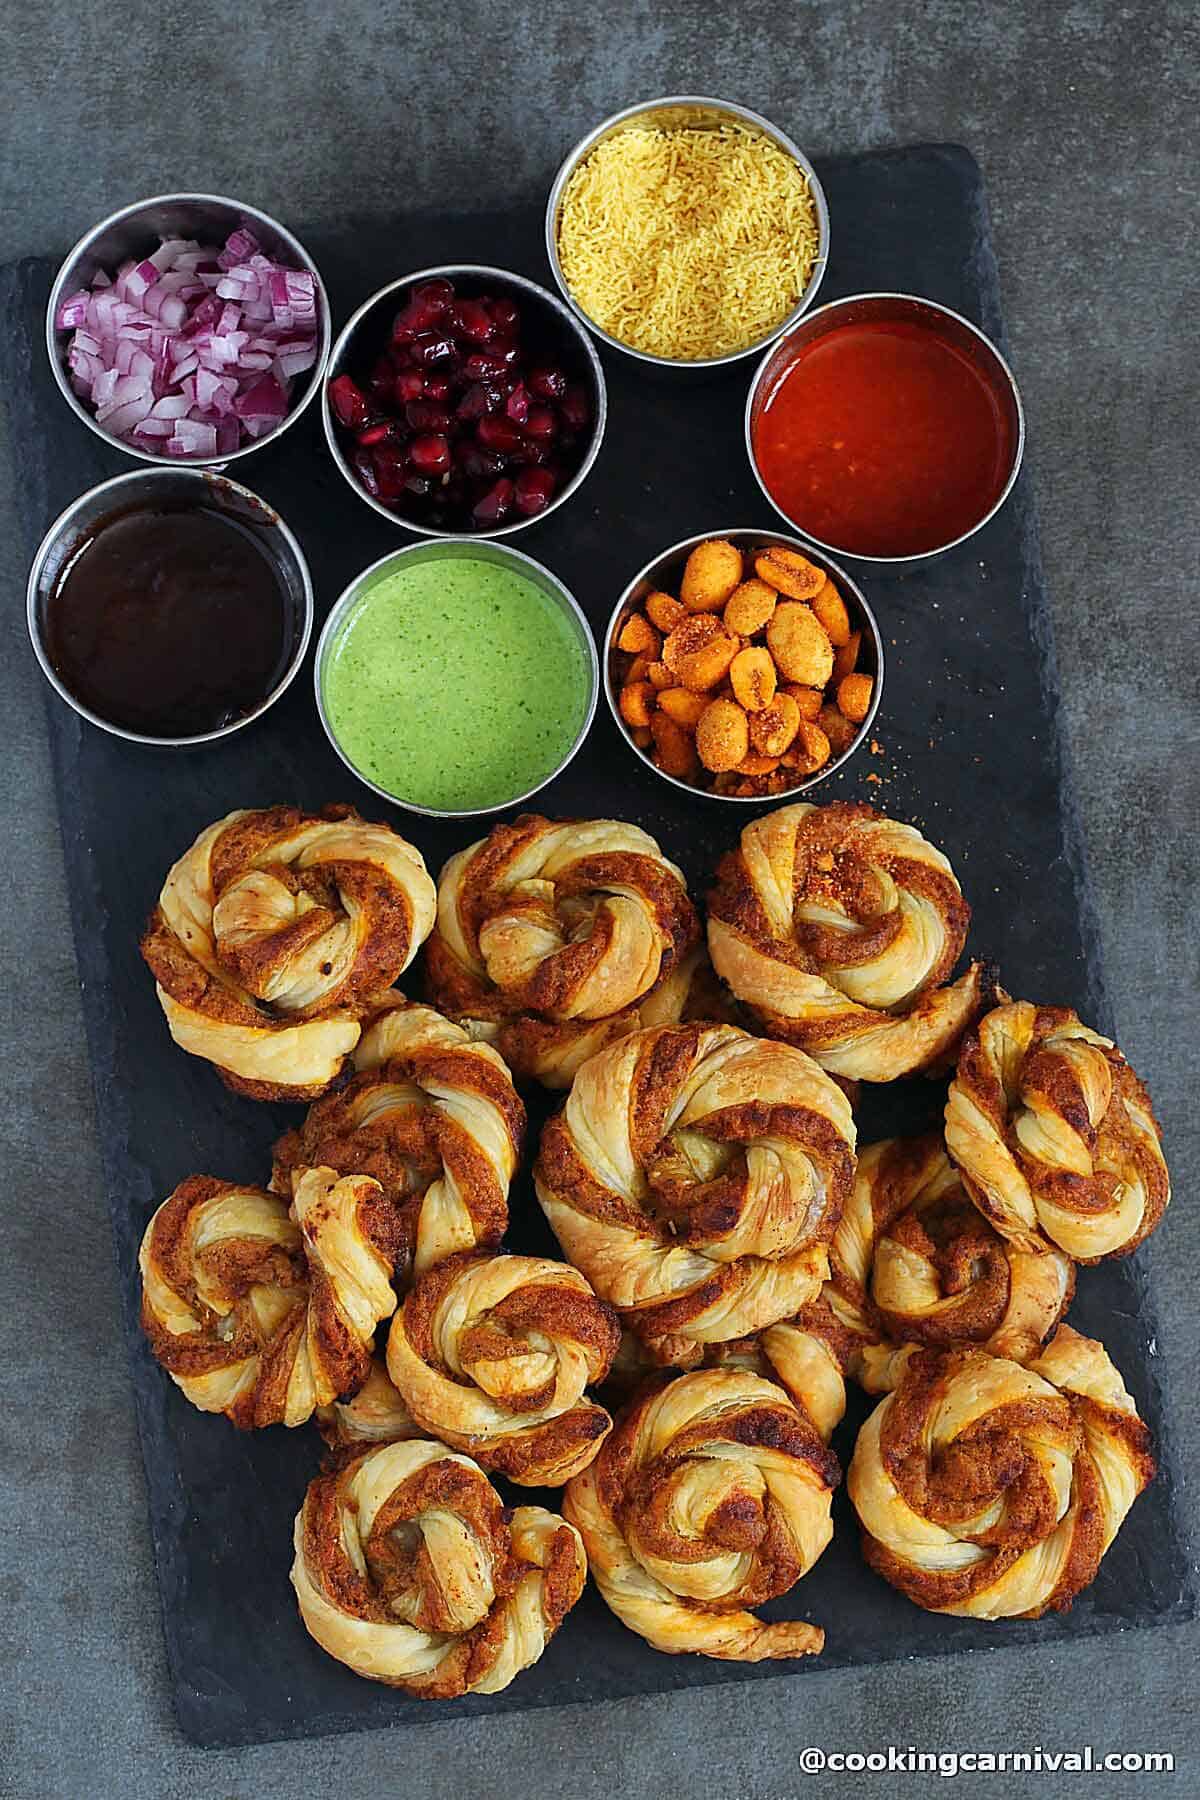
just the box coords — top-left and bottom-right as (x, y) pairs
(26, 466), (315, 746)
(744, 290), (1027, 564)
(45, 190), (332, 469)
(603, 525), (884, 804)
(544, 93), (830, 371)
(321, 263), (608, 539)
(313, 534), (600, 817)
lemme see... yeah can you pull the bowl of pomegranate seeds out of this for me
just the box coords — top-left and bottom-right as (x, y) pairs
(46, 193), (330, 465)
(323, 265), (606, 536)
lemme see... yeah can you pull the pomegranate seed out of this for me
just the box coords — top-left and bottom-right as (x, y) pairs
(409, 432), (451, 475)
(405, 400), (453, 433)
(448, 299), (495, 344)
(528, 365), (567, 401)
(472, 477), (515, 525)
(329, 374), (371, 429)
(393, 279), (455, 340)
(464, 351), (511, 383)
(374, 451), (408, 500)
(488, 297), (521, 334)
(394, 368), (425, 404)
(506, 381), (531, 424)
(412, 277), (454, 317)
(423, 373), (451, 401)
(477, 414), (522, 453)
(356, 420), (399, 446)
(410, 332), (457, 366)
(456, 441), (504, 480)
(561, 382), (591, 432)
(525, 404), (558, 442)
(457, 381), (504, 421)
(514, 466), (558, 515)
(352, 448), (380, 496)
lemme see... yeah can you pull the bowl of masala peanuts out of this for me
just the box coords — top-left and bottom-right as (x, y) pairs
(604, 528), (883, 800)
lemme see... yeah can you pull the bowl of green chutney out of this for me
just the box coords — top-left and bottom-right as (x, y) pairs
(315, 538), (599, 816)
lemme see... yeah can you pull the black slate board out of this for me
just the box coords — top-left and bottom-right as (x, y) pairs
(3, 144), (1191, 1749)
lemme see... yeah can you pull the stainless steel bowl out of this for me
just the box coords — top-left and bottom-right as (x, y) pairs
(745, 292), (1026, 565)
(27, 467), (314, 745)
(605, 526), (883, 804)
(322, 265), (607, 539)
(315, 537), (599, 817)
(46, 192), (331, 467)
(545, 96), (830, 373)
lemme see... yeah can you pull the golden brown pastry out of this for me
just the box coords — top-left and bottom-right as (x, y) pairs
(141, 804), (436, 1100)
(847, 1326), (1155, 1618)
(700, 1296), (855, 1441)
(138, 1169), (397, 1428)
(830, 1134), (1074, 1380)
(291, 1439), (585, 1696)
(316, 1358), (419, 1454)
(385, 1251), (620, 1485)
(564, 1368), (837, 1660)
(707, 801), (994, 1081)
(534, 1022), (856, 1363)
(272, 998), (524, 1288)
(424, 814), (699, 1087)
(944, 1000), (1169, 1262)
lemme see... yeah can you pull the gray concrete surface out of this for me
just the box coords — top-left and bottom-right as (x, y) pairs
(2, 3), (1197, 1797)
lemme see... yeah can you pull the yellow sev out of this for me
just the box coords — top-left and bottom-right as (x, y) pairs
(556, 124), (821, 361)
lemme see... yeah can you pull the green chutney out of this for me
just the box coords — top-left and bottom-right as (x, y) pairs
(322, 555), (593, 812)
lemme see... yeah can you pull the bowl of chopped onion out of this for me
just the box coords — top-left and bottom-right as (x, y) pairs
(545, 96), (830, 373)
(46, 193), (331, 465)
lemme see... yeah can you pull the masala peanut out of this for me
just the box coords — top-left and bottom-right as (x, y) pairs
(681, 539), (744, 612)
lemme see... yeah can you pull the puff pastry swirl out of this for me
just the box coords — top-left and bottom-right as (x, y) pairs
(831, 1134), (1074, 1379)
(847, 1326), (1155, 1618)
(386, 1251), (620, 1485)
(138, 1169), (397, 1428)
(945, 1000), (1169, 1262)
(707, 801), (993, 1081)
(292, 1439), (585, 1696)
(564, 1368), (837, 1660)
(141, 804), (436, 1100)
(425, 814), (699, 1087)
(535, 1022), (856, 1363)
(272, 998), (524, 1287)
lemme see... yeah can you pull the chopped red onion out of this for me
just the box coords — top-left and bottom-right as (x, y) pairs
(58, 227), (320, 456)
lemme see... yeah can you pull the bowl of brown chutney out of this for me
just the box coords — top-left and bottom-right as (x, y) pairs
(27, 468), (313, 745)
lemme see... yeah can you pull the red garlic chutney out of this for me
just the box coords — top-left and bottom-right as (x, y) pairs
(752, 318), (1016, 558)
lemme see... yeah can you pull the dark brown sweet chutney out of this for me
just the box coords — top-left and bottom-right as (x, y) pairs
(44, 499), (295, 738)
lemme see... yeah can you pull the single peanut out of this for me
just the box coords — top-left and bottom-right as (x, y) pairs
(832, 629), (861, 682)
(723, 577), (778, 636)
(695, 697), (750, 772)
(617, 613), (660, 657)
(767, 603), (834, 687)
(644, 589), (686, 633)
(810, 579), (852, 647)
(681, 539), (744, 612)
(729, 645), (777, 712)
(646, 660), (672, 690)
(737, 751), (782, 776)
(750, 691), (801, 758)
(619, 681), (656, 730)
(650, 710), (698, 779)
(781, 683), (824, 720)
(754, 545), (825, 600)
(837, 673), (874, 723)
(658, 687), (708, 729)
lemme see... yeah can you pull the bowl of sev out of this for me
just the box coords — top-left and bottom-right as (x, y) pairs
(545, 96), (829, 372)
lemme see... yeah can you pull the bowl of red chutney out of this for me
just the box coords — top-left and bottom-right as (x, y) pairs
(745, 293), (1024, 564)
